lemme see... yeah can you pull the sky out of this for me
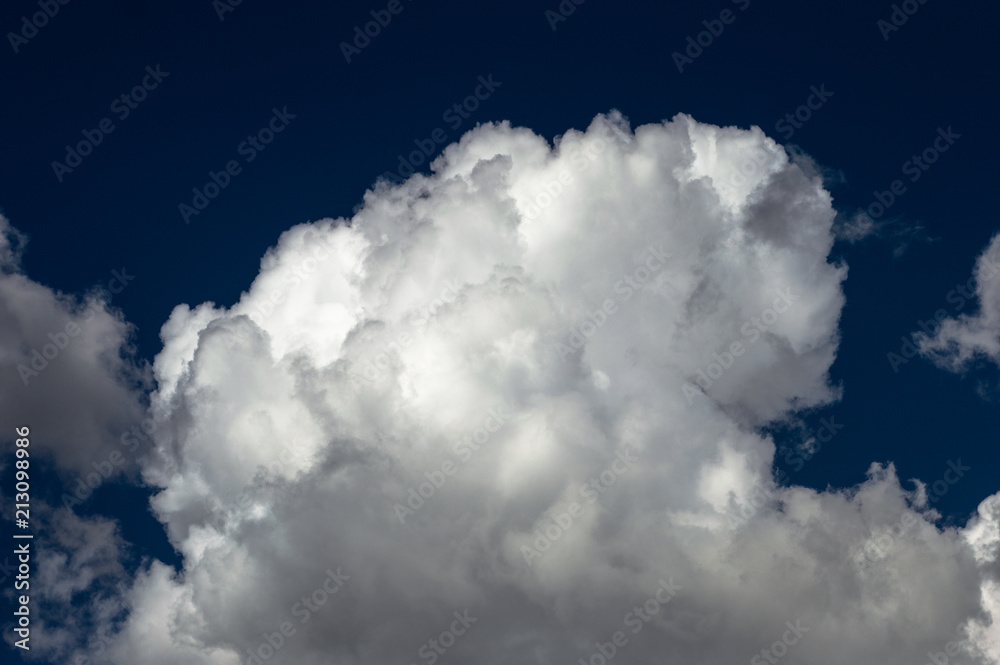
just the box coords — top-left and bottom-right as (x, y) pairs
(1, 1), (999, 664)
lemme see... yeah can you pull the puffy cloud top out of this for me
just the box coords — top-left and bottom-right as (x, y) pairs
(38, 113), (999, 665)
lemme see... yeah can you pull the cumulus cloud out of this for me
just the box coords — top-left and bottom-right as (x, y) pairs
(0, 215), (150, 658)
(0, 214), (149, 479)
(29, 113), (1000, 665)
(916, 233), (1000, 373)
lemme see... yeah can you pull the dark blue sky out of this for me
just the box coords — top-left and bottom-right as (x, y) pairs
(1, 3), (998, 658)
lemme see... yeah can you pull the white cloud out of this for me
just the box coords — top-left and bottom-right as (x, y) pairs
(24, 113), (1000, 665)
(0, 214), (149, 478)
(916, 233), (1000, 372)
